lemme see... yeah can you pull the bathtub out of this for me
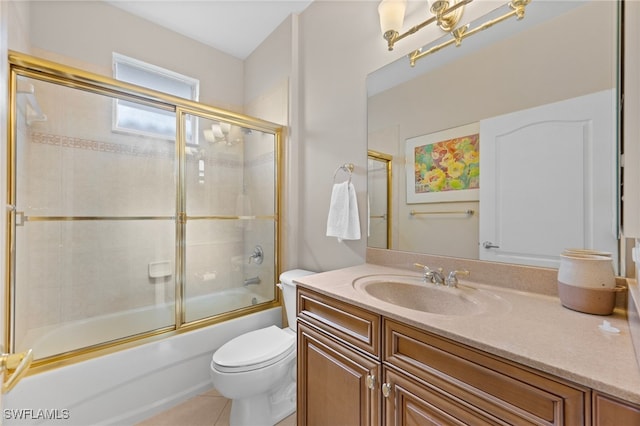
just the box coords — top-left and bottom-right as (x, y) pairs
(5, 288), (282, 425)
(17, 288), (269, 360)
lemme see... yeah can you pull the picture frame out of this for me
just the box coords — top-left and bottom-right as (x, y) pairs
(405, 122), (480, 204)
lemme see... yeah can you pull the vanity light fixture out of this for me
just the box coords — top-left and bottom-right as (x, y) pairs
(378, 0), (531, 67)
(378, 0), (472, 51)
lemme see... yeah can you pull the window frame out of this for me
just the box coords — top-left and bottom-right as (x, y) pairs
(112, 53), (200, 142)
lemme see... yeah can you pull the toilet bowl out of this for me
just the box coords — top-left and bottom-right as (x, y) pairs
(209, 269), (315, 426)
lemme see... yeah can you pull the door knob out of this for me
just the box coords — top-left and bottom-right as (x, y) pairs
(1, 349), (33, 393)
(482, 241), (500, 249)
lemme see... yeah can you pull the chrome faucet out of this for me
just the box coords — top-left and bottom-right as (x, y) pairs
(243, 276), (261, 286)
(414, 263), (445, 285)
(248, 245), (264, 264)
(414, 263), (469, 287)
(444, 270), (470, 288)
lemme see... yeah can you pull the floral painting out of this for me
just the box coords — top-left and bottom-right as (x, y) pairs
(405, 123), (480, 203)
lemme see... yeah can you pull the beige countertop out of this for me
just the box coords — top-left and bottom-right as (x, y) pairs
(294, 263), (640, 405)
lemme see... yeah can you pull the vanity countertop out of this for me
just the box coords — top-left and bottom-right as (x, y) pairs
(294, 263), (640, 405)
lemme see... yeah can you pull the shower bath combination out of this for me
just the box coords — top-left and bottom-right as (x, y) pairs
(6, 51), (283, 370)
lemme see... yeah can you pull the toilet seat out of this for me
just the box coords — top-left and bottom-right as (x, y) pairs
(212, 325), (295, 373)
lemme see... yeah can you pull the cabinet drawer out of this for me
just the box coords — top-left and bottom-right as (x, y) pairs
(298, 287), (381, 358)
(383, 367), (503, 426)
(384, 319), (588, 425)
(593, 391), (640, 425)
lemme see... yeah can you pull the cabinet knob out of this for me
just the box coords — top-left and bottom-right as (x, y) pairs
(381, 382), (392, 397)
(366, 374), (376, 389)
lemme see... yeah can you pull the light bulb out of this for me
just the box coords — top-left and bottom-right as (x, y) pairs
(378, 0), (407, 36)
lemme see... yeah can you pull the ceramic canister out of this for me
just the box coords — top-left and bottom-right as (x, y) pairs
(557, 253), (616, 289)
(562, 248), (612, 258)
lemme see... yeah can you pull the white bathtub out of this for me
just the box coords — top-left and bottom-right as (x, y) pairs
(17, 288), (268, 360)
(5, 289), (281, 425)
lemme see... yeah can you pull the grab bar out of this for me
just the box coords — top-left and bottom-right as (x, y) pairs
(410, 209), (474, 217)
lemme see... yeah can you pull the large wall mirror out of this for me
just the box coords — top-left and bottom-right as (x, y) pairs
(367, 0), (621, 272)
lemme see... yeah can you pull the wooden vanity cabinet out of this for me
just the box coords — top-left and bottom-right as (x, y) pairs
(297, 287), (640, 426)
(297, 288), (382, 425)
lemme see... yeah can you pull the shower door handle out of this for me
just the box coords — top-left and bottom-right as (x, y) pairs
(1, 349), (33, 393)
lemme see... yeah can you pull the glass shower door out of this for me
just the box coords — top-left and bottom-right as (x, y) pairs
(182, 113), (278, 323)
(8, 53), (283, 368)
(11, 74), (177, 360)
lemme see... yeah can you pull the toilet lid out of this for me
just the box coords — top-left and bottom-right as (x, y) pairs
(212, 325), (295, 373)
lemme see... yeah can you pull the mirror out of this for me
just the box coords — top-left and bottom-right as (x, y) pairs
(367, 0), (620, 271)
(368, 150), (392, 249)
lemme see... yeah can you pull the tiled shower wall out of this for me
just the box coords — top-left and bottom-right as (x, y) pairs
(13, 77), (277, 344)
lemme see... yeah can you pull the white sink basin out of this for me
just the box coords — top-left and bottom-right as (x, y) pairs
(352, 274), (510, 316)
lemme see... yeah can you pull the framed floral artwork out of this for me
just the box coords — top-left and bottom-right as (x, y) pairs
(405, 122), (480, 204)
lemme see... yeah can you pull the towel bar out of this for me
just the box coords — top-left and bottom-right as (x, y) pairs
(410, 209), (474, 216)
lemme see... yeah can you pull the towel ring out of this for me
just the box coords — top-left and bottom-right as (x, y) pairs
(333, 163), (354, 183)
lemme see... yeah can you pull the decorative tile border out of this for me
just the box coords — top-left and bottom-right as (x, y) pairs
(31, 131), (174, 158)
(29, 131), (274, 168)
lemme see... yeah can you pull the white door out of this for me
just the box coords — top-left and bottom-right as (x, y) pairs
(479, 89), (617, 269)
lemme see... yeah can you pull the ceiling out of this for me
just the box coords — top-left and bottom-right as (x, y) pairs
(105, 0), (315, 60)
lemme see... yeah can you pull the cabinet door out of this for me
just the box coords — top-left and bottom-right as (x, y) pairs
(383, 367), (502, 426)
(593, 392), (640, 425)
(298, 323), (381, 426)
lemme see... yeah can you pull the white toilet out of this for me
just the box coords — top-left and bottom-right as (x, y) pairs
(209, 269), (315, 426)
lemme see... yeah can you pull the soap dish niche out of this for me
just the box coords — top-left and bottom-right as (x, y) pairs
(149, 260), (172, 278)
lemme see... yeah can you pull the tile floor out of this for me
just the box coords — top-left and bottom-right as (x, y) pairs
(136, 388), (296, 426)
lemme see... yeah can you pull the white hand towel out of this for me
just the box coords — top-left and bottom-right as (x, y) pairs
(326, 181), (361, 241)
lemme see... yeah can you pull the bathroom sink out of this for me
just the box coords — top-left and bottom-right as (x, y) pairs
(352, 274), (509, 316)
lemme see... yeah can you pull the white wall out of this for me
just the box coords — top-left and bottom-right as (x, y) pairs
(288, 0), (512, 272)
(27, 1), (244, 112)
(294, 2), (375, 271)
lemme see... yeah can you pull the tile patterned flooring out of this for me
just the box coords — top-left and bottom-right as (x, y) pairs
(136, 388), (296, 426)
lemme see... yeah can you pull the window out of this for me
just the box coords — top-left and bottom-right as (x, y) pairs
(112, 53), (199, 142)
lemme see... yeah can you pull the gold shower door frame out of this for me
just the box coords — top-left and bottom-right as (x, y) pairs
(6, 51), (283, 373)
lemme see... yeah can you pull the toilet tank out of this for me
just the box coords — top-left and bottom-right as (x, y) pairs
(279, 269), (315, 331)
